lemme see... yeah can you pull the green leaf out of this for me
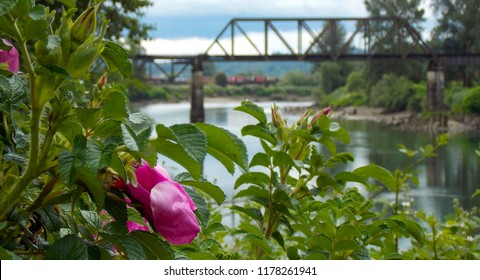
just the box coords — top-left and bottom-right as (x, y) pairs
(171, 124), (207, 163)
(0, 0), (18, 16)
(196, 123), (248, 174)
(243, 234), (272, 254)
(231, 206), (263, 222)
(29, 5), (46, 20)
(335, 172), (370, 187)
(241, 124), (277, 145)
(45, 235), (88, 260)
(234, 172), (270, 189)
(233, 185), (269, 199)
(286, 246), (301, 260)
(103, 91), (128, 121)
(104, 189), (127, 226)
(152, 140), (202, 179)
(24, 18), (48, 41)
(272, 151), (295, 167)
(234, 100), (267, 124)
(129, 231), (173, 260)
(177, 173), (226, 206)
(405, 220), (425, 246)
(472, 189), (480, 199)
(249, 153), (270, 168)
(76, 167), (105, 209)
(101, 41), (132, 79)
(75, 107), (101, 130)
(203, 222), (226, 235)
(0, 246), (20, 260)
(85, 139), (114, 173)
(353, 164), (395, 191)
(106, 234), (146, 260)
(183, 187), (210, 227)
(188, 252), (217, 260)
(121, 124), (139, 151)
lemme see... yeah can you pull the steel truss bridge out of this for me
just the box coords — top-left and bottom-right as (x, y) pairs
(133, 17), (480, 122)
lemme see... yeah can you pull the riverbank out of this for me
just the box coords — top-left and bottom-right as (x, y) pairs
(132, 96), (480, 134)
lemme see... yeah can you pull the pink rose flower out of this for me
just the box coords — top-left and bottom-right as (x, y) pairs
(115, 160), (200, 245)
(0, 39), (19, 73)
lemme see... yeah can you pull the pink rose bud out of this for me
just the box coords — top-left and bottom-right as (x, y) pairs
(0, 39), (19, 73)
(120, 160), (200, 245)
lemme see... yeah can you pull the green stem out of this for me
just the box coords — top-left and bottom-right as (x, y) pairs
(25, 176), (58, 213)
(431, 222), (438, 260)
(264, 167), (275, 239)
(0, 15), (41, 221)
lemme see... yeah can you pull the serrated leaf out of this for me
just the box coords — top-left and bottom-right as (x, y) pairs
(272, 151), (295, 167)
(104, 189), (127, 226)
(121, 123), (139, 151)
(234, 100), (267, 124)
(0, 0), (18, 17)
(107, 234), (146, 260)
(232, 206), (263, 222)
(243, 234), (272, 254)
(203, 222), (226, 235)
(76, 167), (105, 209)
(101, 41), (132, 79)
(196, 123), (248, 174)
(103, 91), (128, 121)
(234, 185), (269, 199)
(75, 107), (101, 130)
(170, 124), (207, 163)
(234, 172), (270, 189)
(29, 5), (46, 20)
(128, 112), (147, 124)
(241, 124), (277, 145)
(45, 235), (88, 260)
(176, 172), (226, 206)
(183, 187), (209, 227)
(353, 164), (395, 191)
(38, 205), (64, 232)
(152, 140), (202, 179)
(335, 172), (370, 187)
(24, 18), (48, 41)
(130, 231), (173, 260)
(249, 153), (270, 168)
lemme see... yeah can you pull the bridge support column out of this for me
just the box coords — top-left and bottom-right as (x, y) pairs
(190, 57), (204, 123)
(426, 61), (447, 129)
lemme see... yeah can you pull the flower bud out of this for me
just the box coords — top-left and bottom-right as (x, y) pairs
(71, 5), (98, 43)
(271, 105), (285, 128)
(309, 106), (331, 128)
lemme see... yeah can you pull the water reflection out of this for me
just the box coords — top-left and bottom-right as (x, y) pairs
(139, 101), (480, 219)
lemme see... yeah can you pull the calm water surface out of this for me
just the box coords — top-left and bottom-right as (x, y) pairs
(139, 101), (480, 220)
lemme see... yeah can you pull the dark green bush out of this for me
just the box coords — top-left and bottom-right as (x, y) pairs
(370, 74), (414, 112)
(462, 86), (480, 114)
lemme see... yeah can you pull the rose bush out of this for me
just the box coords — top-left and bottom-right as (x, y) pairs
(115, 160), (200, 245)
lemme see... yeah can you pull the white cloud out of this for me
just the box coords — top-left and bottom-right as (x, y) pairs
(142, 28), (369, 55)
(147, 0), (367, 17)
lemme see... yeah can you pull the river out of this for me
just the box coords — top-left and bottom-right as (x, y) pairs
(138, 100), (480, 220)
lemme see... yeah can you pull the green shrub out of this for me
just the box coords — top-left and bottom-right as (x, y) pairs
(445, 82), (469, 112)
(370, 74), (414, 112)
(462, 86), (480, 114)
(407, 82), (426, 112)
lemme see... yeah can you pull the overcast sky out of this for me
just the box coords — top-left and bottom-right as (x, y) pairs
(140, 0), (435, 55)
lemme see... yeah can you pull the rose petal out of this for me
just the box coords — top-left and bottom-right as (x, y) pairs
(127, 183), (154, 222)
(0, 39), (19, 73)
(149, 181), (200, 245)
(127, 221), (149, 233)
(135, 160), (170, 191)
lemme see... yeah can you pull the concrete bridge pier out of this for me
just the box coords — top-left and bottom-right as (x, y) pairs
(190, 57), (205, 123)
(426, 61), (447, 129)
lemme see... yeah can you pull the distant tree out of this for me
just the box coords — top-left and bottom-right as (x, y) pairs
(203, 62), (217, 77)
(431, 0), (480, 86)
(39, 0), (154, 45)
(310, 22), (354, 94)
(363, 0), (426, 84)
(215, 72), (228, 87)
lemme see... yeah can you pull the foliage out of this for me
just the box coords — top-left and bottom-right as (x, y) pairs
(0, 1), (245, 260)
(227, 101), (429, 259)
(461, 86), (480, 114)
(214, 72), (227, 87)
(280, 71), (319, 87)
(370, 73), (421, 112)
(431, 0), (480, 86)
(363, 0), (426, 84)
(38, 0), (154, 45)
